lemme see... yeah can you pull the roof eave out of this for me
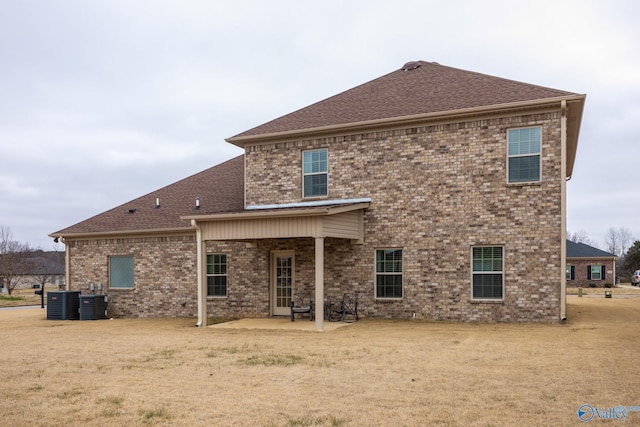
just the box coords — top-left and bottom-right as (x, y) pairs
(567, 256), (618, 261)
(49, 227), (194, 241)
(226, 95), (587, 148)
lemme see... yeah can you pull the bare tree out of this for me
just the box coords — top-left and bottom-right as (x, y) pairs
(567, 230), (594, 246)
(0, 226), (33, 295)
(604, 226), (635, 257)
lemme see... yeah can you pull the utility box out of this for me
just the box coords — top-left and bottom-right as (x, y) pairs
(47, 291), (81, 320)
(79, 295), (107, 320)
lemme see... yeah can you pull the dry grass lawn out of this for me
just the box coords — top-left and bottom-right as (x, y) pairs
(1, 295), (639, 426)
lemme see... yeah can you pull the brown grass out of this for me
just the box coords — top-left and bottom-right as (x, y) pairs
(0, 287), (49, 307)
(1, 296), (639, 426)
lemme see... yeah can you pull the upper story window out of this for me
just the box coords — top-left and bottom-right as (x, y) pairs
(303, 149), (328, 198)
(507, 127), (541, 183)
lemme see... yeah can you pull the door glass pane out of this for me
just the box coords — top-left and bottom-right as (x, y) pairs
(276, 256), (292, 309)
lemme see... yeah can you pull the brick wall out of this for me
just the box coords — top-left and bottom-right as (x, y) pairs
(567, 259), (616, 288)
(66, 235), (198, 318)
(244, 112), (565, 322)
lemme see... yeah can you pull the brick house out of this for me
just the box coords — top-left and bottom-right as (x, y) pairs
(566, 240), (617, 288)
(50, 60), (586, 327)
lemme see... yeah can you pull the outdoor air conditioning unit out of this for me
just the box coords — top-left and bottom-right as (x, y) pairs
(79, 294), (108, 320)
(47, 291), (81, 320)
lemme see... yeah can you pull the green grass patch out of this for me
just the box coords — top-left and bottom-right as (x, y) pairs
(0, 295), (24, 301)
(97, 396), (124, 418)
(240, 353), (304, 367)
(140, 407), (171, 423)
(287, 415), (349, 426)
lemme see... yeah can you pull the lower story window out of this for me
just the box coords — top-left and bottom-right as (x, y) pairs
(207, 254), (227, 297)
(566, 265), (575, 281)
(472, 246), (503, 299)
(376, 249), (403, 299)
(588, 265), (603, 281)
(109, 255), (134, 289)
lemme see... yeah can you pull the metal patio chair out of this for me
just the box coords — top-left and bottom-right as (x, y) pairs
(290, 292), (313, 321)
(326, 293), (358, 322)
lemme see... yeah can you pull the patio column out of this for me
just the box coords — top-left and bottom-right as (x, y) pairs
(315, 237), (324, 331)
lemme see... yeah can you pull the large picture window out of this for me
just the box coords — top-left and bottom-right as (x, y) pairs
(207, 254), (227, 297)
(109, 255), (134, 289)
(508, 127), (541, 183)
(375, 249), (403, 299)
(303, 149), (328, 197)
(472, 247), (503, 299)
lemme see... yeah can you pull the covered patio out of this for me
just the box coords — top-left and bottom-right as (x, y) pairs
(183, 198), (370, 331)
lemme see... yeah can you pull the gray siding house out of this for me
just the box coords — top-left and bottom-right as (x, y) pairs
(51, 60), (586, 327)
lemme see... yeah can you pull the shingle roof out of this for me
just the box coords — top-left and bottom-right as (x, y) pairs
(566, 240), (616, 258)
(51, 155), (244, 237)
(229, 60), (580, 141)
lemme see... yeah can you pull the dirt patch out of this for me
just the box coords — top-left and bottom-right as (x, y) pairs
(1, 298), (639, 426)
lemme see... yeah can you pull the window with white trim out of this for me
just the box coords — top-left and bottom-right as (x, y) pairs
(303, 149), (328, 198)
(109, 255), (134, 289)
(566, 265), (575, 281)
(588, 265), (603, 281)
(207, 254), (227, 297)
(375, 249), (403, 299)
(508, 127), (541, 183)
(471, 246), (504, 299)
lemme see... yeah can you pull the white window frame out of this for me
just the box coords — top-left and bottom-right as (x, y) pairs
(590, 265), (602, 281)
(375, 248), (403, 300)
(471, 246), (504, 301)
(302, 149), (328, 198)
(507, 126), (542, 184)
(109, 255), (134, 289)
(206, 253), (228, 297)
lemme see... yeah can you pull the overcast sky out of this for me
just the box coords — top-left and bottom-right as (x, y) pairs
(1, 0), (638, 251)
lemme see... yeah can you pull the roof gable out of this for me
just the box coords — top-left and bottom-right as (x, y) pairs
(51, 156), (244, 237)
(228, 60), (581, 142)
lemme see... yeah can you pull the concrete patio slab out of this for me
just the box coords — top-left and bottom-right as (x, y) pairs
(208, 317), (354, 331)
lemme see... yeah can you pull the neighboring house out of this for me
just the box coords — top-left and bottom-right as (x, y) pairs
(51, 60), (586, 327)
(16, 255), (65, 290)
(566, 240), (617, 287)
(0, 252), (65, 292)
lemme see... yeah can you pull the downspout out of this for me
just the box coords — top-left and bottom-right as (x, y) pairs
(560, 100), (568, 321)
(63, 237), (70, 290)
(191, 219), (207, 327)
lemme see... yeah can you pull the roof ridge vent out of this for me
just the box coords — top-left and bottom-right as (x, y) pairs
(401, 61), (421, 71)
